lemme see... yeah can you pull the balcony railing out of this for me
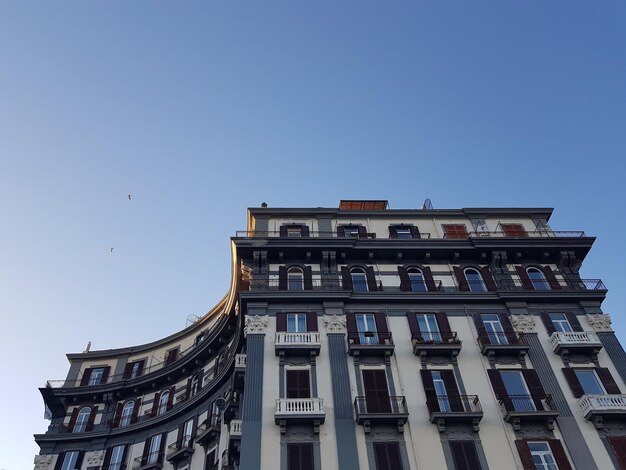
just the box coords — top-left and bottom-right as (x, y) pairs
(236, 230), (586, 239)
(477, 332), (527, 348)
(248, 279), (343, 290)
(550, 331), (602, 352)
(354, 396), (408, 415)
(166, 437), (194, 461)
(498, 394), (558, 430)
(235, 354), (246, 368)
(498, 277), (607, 291)
(275, 397), (324, 416)
(348, 331), (393, 346)
(412, 331), (460, 344)
(426, 394), (483, 414)
(468, 230), (586, 238)
(133, 451), (164, 469)
(230, 419), (243, 437)
(275, 332), (321, 347)
(580, 394), (626, 418)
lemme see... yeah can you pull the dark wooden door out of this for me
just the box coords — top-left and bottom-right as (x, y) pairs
(363, 369), (391, 413)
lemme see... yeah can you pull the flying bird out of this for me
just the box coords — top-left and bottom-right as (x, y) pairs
(110, 247), (114, 253)
(128, 194), (131, 200)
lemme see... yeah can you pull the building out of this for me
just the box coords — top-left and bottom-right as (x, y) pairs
(34, 200), (626, 470)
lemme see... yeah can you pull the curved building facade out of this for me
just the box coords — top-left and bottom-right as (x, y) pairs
(35, 201), (626, 470)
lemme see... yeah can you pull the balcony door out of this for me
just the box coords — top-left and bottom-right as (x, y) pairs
(432, 371), (450, 412)
(287, 313), (307, 333)
(363, 369), (391, 413)
(501, 371), (535, 411)
(481, 314), (507, 345)
(416, 314), (441, 342)
(356, 314), (378, 345)
(286, 369), (311, 399)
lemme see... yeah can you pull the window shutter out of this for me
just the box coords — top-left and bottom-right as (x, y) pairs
(388, 226), (398, 238)
(186, 377), (192, 397)
(137, 360), (145, 376)
(480, 266), (497, 291)
(472, 313), (487, 341)
(410, 226), (420, 239)
(453, 267), (469, 291)
(301, 225), (310, 237)
(276, 313), (287, 332)
(365, 266), (378, 291)
(177, 422), (185, 447)
(341, 267), (353, 290)
(374, 313), (389, 333)
(487, 370), (511, 410)
(53, 452), (65, 470)
(499, 313), (518, 344)
(515, 266), (534, 290)
(101, 366), (110, 384)
(539, 313), (556, 335)
(337, 225), (346, 237)
(167, 386), (175, 410)
(67, 407), (79, 433)
(112, 402), (123, 428)
(398, 266), (411, 291)
(102, 448), (112, 470)
(141, 437), (150, 463)
(596, 368), (621, 394)
(522, 369), (547, 410)
(542, 266), (562, 290)
(303, 266), (313, 290)
(358, 226), (368, 238)
(151, 392), (160, 416)
(548, 440), (572, 470)
(443, 370), (463, 411)
(86, 406), (96, 432)
(197, 369), (204, 391)
(608, 437), (626, 469)
(279, 225), (287, 237)
(406, 312), (420, 339)
(435, 312), (453, 341)
(80, 368), (92, 386)
(131, 399), (141, 424)
(422, 266), (437, 291)
(74, 452), (84, 469)
(158, 433), (166, 462)
(565, 313), (583, 332)
(562, 368), (584, 398)
(420, 369), (438, 412)
(346, 313), (357, 343)
(515, 440), (536, 470)
(122, 363), (132, 380)
(278, 266), (287, 290)
(306, 312), (318, 332)
(450, 441), (480, 470)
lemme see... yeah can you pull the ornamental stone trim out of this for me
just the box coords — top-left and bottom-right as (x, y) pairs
(244, 315), (268, 336)
(34, 455), (52, 470)
(586, 314), (613, 332)
(511, 314), (537, 334)
(324, 314), (347, 334)
(86, 450), (105, 466)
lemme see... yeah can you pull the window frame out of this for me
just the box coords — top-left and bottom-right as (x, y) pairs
(549, 313), (573, 333)
(350, 268), (369, 292)
(59, 451), (81, 470)
(574, 369), (607, 395)
(72, 406), (92, 433)
(500, 370), (535, 411)
(527, 267), (550, 290)
(407, 268), (427, 292)
(87, 367), (106, 386)
(527, 441), (558, 470)
(287, 313), (307, 333)
(415, 313), (441, 342)
(157, 390), (170, 416)
(109, 444), (126, 470)
(119, 400), (135, 427)
(464, 268), (486, 292)
(285, 368), (312, 399)
(287, 266), (304, 291)
(355, 313), (378, 344)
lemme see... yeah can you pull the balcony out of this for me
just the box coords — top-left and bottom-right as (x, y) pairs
(477, 332), (529, 364)
(274, 397), (325, 432)
(468, 230), (586, 238)
(354, 396), (409, 433)
(426, 395), (484, 432)
(348, 332), (395, 358)
(166, 437), (194, 464)
(498, 395), (558, 431)
(195, 418), (220, 447)
(412, 332), (462, 362)
(579, 394), (626, 428)
(249, 278), (343, 290)
(133, 452), (164, 470)
(230, 419), (242, 438)
(498, 277), (607, 292)
(275, 332), (321, 358)
(550, 331), (603, 358)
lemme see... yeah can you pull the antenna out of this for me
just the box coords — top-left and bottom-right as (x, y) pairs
(186, 314), (200, 327)
(422, 198), (433, 210)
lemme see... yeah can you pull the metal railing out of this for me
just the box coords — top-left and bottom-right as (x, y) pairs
(354, 396), (408, 415)
(477, 332), (526, 347)
(412, 331), (460, 344)
(498, 394), (554, 413)
(347, 331), (394, 346)
(550, 331), (601, 350)
(468, 230), (586, 238)
(166, 437), (193, 458)
(230, 419), (243, 436)
(248, 278), (343, 290)
(275, 331), (321, 347)
(133, 451), (164, 469)
(580, 394), (626, 415)
(497, 276), (606, 291)
(235, 230), (432, 239)
(426, 394), (482, 414)
(275, 398), (324, 415)
(236, 229), (586, 239)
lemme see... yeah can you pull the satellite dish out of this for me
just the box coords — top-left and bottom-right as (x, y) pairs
(215, 397), (227, 410)
(422, 198), (433, 210)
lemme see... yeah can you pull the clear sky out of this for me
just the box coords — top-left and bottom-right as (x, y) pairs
(1, 2), (625, 468)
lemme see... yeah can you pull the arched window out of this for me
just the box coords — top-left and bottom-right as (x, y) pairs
(287, 267), (304, 291)
(351, 268), (368, 292)
(157, 390), (170, 416)
(190, 375), (200, 397)
(407, 268), (427, 292)
(73, 406), (91, 432)
(119, 401), (134, 427)
(527, 267), (550, 290)
(464, 268), (486, 292)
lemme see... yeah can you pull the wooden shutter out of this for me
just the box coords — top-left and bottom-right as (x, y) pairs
(279, 225), (287, 237)
(197, 369), (204, 391)
(487, 370), (511, 410)
(375, 313), (389, 344)
(80, 368), (92, 386)
(398, 266), (411, 291)
(86, 406), (96, 431)
(542, 266), (562, 289)
(101, 366), (111, 384)
(365, 266), (378, 291)
(548, 440), (572, 470)
(131, 399), (141, 424)
(288, 443), (313, 470)
(167, 386), (175, 410)
(444, 224), (468, 239)
(565, 313), (583, 332)
(306, 312), (318, 332)
(301, 225), (310, 237)
(540, 313), (556, 335)
(337, 225), (346, 237)
(53, 452), (65, 470)
(122, 363), (132, 380)
(112, 402), (123, 428)
(363, 369), (391, 413)
(388, 226), (398, 238)
(515, 266), (534, 290)
(608, 437), (626, 469)
(341, 267), (353, 290)
(410, 226), (420, 239)
(450, 441), (481, 470)
(422, 266), (437, 291)
(453, 266), (469, 291)
(151, 392), (160, 416)
(358, 226), (368, 238)
(75, 452), (84, 469)
(436, 312), (453, 341)
(102, 447), (112, 470)
(472, 313), (487, 342)
(66, 407), (79, 432)
(443, 370), (463, 412)
(278, 266), (287, 290)
(141, 437), (150, 463)
(515, 440), (536, 470)
(406, 312), (420, 340)
(480, 266), (497, 291)
(374, 442), (402, 470)
(499, 313), (518, 344)
(502, 223), (528, 238)
(286, 370), (310, 399)
(596, 368), (621, 394)
(562, 368), (584, 398)
(303, 266), (313, 289)
(346, 313), (358, 343)
(522, 369), (547, 410)
(420, 370), (438, 413)
(276, 313), (287, 332)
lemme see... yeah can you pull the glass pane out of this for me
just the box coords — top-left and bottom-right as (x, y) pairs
(501, 371), (535, 411)
(409, 273), (427, 292)
(549, 313), (572, 333)
(288, 273), (303, 290)
(396, 228), (412, 239)
(466, 270), (486, 292)
(88, 368), (104, 386)
(61, 452), (79, 470)
(417, 314), (440, 342)
(575, 370), (605, 394)
(352, 273), (368, 292)
(432, 371), (450, 412)
(356, 314), (378, 344)
(528, 269), (550, 290)
(481, 314), (507, 345)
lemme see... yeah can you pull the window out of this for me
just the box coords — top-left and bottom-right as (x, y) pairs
(287, 226), (302, 237)
(164, 348), (179, 366)
(501, 371), (535, 411)
(58, 451), (81, 470)
(356, 313), (378, 344)
(108, 445), (126, 470)
(157, 390), (170, 416)
(88, 367), (105, 386)
(190, 375), (200, 397)
(407, 268), (427, 292)
(527, 267), (550, 290)
(443, 224), (469, 239)
(128, 360), (144, 379)
(120, 401), (135, 427)
(416, 314), (441, 342)
(432, 371), (450, 412)
(464, 268), (486, 292)
(286, 369), (311, 399)
(481, 314), (507, 345)
(147, 434), (162, 464)
(527, 442), (558, 470)
(287, 267), (304, 290)
(73, 406), (91, 433)
(395, 227), (412, 239)
(549, 313), (572, 333)
(449, 441), (482, 470)
(287, 443), (313, 470)
(574, 370), (606, 395)
(343, 225), (360, 237)
(287, 313), (307, 333)
(181, 418), (194, 448)
(501, 223), (528, 238)
(373, 442), (403, 470)
(351, 268), (368, 292)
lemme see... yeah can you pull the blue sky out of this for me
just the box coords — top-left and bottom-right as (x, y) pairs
(1, 2), (625, 468)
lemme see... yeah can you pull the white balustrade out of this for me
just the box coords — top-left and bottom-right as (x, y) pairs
(275, 398), (324, 416)
(275, 332), (321, 346)
(235, 354), (247, 368)
(230, 419), (242, 436)
(579, 394), (626, 416)
(550, 331), (601, 351)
